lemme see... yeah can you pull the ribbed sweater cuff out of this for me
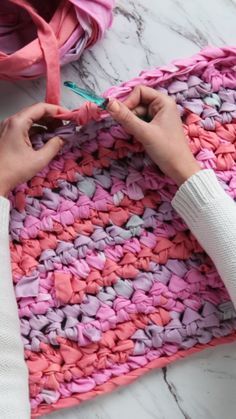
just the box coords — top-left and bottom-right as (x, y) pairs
(0, 197), (10, 235)
(172, 170), (227, 225)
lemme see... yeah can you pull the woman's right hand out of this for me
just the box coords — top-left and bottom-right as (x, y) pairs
(107, 85), (200, 186)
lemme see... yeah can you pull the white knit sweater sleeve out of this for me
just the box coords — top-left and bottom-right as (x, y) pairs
(172, 169), (236, 307)
(0, 197), (30, 418)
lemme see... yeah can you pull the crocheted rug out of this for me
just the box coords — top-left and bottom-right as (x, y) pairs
(10, 46), (236, 417)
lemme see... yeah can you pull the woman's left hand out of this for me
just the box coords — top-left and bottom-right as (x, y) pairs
(0, 103), (66, 197)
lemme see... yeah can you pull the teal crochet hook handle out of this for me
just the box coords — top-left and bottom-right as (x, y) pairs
(64, 81), (108, 110)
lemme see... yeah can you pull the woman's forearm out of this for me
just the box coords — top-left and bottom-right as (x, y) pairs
(172, 169), (236, 308)
(0, 197), (30, 418)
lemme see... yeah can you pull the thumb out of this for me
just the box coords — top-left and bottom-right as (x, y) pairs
(107, 99), (146, 138)
(35, 136), (64, 171)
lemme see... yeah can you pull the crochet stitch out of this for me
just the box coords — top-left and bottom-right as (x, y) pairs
(10, 46), (236, 417)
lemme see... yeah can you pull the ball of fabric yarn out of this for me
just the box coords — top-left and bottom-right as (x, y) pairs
(0, 0), (115, 103)
(10, 46), (236, 417)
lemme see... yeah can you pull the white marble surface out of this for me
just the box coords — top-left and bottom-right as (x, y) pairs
(1, 0), (236, 418)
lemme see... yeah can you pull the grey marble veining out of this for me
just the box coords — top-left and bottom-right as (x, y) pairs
(1, 0), (236, 118)
(0, 1), (236, 418)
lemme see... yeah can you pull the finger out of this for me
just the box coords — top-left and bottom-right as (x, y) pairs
(132, 105), (147, 118)
(107, 99), (147, 138)
(34, 136), (64, 171)
(149, 95), (177, 121)
(132, 105), (152, 122)
(14, 103), (68, 129)
(123, 85), (169, 110)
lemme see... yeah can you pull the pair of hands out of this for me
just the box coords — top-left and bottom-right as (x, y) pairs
(0, 86), (200, 197)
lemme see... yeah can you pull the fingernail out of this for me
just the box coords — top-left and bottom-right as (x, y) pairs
(108, 99), (120, 113)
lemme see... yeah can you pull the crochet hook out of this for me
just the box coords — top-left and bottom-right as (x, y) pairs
(64, 81), (109, 110)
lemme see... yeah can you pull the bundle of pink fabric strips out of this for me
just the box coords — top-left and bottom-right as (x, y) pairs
(0, 0), (114, 102)
(10, 46), (236, 417)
